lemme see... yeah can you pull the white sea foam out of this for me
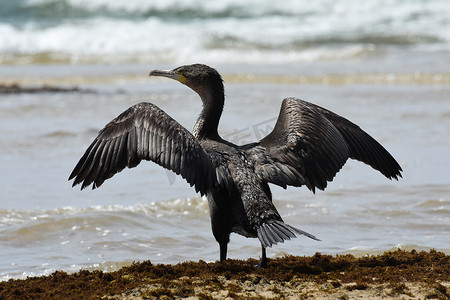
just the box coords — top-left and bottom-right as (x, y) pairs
(1, 0), (449, 64)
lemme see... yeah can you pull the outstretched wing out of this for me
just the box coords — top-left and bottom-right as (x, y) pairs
(245, 97), (402, 192)
(306, 101), (403, 180)
(69, 102), (216, 195)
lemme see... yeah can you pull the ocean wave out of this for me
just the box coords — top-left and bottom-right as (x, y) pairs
(1, 0), (449, 64)
(0, 198), (211, 281)
(9, 0), (450, 23)
(0, 198), (209, 227)
(0, 199), (208, 244)
(7, 0), (303, 21)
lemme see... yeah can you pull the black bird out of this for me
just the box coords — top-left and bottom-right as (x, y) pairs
(69, 64), (402, 267)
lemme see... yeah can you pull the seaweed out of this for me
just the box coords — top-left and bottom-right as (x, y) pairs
(0, 250), (448, 299)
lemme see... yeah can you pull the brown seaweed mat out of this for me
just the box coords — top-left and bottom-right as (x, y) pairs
(1, 250), (448, 299)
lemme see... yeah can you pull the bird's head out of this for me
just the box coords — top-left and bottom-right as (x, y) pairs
(150, 64), (224, 102)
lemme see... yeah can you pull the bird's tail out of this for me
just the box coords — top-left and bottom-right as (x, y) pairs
(257, 220), (320, 248)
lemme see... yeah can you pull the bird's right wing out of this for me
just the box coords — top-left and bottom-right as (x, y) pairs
(69, 102), (216, 195)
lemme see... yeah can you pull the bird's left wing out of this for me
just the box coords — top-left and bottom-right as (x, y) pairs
(69, 102), (216, 195)
(243, 97), (402, 192)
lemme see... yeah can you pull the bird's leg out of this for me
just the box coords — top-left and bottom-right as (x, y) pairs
(219, 241), (228, 262)
(257, 246), (267, 268)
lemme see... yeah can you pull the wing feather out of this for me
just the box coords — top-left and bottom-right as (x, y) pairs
(69, 102), (216, 195)
(245, 98), (402, 192)
(309, 102), (403, 179)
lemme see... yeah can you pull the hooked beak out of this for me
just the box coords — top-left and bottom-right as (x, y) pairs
(149, 69), (186, 84)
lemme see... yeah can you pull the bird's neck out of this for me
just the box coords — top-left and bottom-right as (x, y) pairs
(193, 91), (224, 140)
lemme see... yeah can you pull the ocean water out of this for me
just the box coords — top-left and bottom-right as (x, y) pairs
(1, 0), (449, 281)
(0, 0), (449, 65)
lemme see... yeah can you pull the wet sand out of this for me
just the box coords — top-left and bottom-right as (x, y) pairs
(0, 250), (448, 299)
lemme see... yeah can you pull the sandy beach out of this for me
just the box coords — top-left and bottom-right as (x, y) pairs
(0, 250), (448, 299)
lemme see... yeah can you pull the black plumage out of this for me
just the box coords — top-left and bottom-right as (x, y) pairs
(69, 64), (402, 267)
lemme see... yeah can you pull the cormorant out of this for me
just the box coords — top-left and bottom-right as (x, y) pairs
(69, 64), (402, 267)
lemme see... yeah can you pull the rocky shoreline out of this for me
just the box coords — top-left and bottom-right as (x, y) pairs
(0, 250), (448, 299)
